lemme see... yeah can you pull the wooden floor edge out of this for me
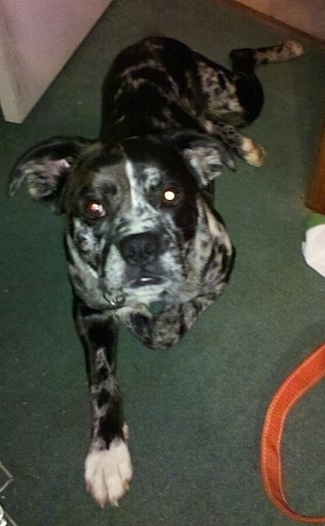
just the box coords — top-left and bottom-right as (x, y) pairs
(212, 0), (325, 48)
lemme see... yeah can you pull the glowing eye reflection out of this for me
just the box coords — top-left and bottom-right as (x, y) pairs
(163, 189), (179, 204)
(164, 190), (176, 201)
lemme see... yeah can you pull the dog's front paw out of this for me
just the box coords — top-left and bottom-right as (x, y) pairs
(85, 439), (133, 507)
(241, 137), (265, 167)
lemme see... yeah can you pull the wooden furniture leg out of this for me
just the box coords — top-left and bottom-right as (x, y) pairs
(306, 127), (325, 214)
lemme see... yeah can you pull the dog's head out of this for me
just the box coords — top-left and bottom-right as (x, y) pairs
(9, 133), (231, 309)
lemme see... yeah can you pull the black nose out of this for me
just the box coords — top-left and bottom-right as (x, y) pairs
(119, 232), (160, 265)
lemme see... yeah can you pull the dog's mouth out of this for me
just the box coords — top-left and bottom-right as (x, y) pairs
(128, 275), (166, 288)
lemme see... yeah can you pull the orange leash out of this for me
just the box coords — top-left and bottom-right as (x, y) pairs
(261, 342), (325, 523)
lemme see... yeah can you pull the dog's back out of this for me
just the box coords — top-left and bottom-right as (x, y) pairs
(100, 36), (303, 162)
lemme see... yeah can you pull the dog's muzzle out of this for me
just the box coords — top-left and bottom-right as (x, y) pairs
(119, 232), (166, 288)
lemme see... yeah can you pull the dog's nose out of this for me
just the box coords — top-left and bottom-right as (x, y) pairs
(119, 232), (160, 266)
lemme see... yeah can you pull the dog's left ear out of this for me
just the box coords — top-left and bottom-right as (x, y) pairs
(9, 136), (94, 207)
(169, 130), (236, 187)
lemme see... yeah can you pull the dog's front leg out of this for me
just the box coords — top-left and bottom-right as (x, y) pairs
(74, 300), (132, 507)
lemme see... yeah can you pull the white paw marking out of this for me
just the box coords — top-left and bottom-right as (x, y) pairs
(242, 137), (265, 167)
(283, 40), (304, 58)
(85, 439), (133, 507)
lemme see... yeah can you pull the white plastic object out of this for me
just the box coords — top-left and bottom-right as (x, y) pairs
(0, 505), (7, 526)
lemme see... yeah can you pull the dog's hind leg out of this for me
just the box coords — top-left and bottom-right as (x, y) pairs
(198, 41), (303, 168)
(209, 121), (265, 167)
(74, 300), (132, 507)
(194, 53), (265, 165)
(229, 40), (304, 74)
(228, 41), (303, 121)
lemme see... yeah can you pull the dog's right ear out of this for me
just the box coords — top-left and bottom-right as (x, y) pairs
(8, 136), (94, 207)
(169, 130), (236, 188)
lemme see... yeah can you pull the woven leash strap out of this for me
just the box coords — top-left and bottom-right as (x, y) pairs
(261, 342), (325, 523)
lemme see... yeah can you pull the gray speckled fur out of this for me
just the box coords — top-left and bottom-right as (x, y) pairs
(9, 35), (303, 507)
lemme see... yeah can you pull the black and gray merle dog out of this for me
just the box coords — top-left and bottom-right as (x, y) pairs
(9, 37), (303, 507)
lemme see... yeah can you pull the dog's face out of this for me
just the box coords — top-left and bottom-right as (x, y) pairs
(64, 136), (201, 308)
(10, 133), (226, 310)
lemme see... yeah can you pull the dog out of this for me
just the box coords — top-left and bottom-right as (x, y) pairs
(9, 36), (303, 507)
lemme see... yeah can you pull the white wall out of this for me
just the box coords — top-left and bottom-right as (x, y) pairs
(0, 0), (113, 123)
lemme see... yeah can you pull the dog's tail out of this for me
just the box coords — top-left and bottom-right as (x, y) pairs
(229, 40), (304, 74)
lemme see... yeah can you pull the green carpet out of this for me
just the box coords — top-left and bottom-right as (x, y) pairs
(1, 0), (325, 524)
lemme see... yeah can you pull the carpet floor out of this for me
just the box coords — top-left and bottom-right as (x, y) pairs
(1, 0), (325, 524)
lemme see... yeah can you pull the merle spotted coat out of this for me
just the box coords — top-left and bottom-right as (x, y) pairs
(9, 37), (303, 507)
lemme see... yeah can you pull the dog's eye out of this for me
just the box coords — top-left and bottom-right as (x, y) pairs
(162, 188), (180, 206)
(86, 200), (107, 219)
